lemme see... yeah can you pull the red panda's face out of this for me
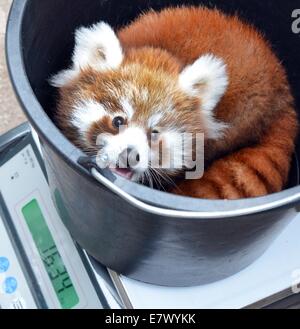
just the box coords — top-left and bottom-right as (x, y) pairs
(51, 22), (228, 183)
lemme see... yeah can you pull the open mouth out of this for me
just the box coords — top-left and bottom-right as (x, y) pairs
(110, 167), (134, 179)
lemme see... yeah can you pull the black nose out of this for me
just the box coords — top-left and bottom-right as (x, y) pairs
(118, 147), (140, 168)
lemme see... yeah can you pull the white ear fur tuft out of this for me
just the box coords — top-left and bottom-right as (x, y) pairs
(179, 54), (228, 112)
(73, 22), (123, 72)
(50, 22), (123, 88)
(179, 54), (229, 139)
(71, 100), (107, 137)
(49, 69), (78, 88)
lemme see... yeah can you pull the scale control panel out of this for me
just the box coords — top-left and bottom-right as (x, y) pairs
(0, 129), (106, 309)
(0, 218), (36, 309)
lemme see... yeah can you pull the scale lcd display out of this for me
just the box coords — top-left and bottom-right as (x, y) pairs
(22, 199), (79, 309)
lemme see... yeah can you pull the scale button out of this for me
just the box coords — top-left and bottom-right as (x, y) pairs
(0, 257), (10, 273)
(3, 277), (18, 294)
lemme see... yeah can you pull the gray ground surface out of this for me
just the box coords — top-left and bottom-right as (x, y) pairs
(0, 0), (26, 135)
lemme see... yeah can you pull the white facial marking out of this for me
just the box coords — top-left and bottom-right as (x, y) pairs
(98, 127), (149, 172)
(120, 98), (135, 120)
(71, 100), (106, 137)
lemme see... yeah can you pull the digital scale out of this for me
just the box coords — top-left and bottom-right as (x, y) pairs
(0, 123), (300, 309)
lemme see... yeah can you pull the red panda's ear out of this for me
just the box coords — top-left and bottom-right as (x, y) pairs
(179, 54), (229, 139)
(50, 22), (123, 87)
(179, 54), (228, 112)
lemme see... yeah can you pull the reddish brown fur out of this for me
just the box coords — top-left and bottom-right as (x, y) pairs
(117, 7), (298, 199)
(56, 48), (206, 150)
(55, 7), (298, 199)
(174, 109), (298, 199)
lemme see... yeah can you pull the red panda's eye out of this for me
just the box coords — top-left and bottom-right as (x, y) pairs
(112, 116), (125, 129)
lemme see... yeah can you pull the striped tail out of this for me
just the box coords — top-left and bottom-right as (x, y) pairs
(173, 109), (299, 199)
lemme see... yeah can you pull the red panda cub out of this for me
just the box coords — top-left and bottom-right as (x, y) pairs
(51, 7), (298, 200)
